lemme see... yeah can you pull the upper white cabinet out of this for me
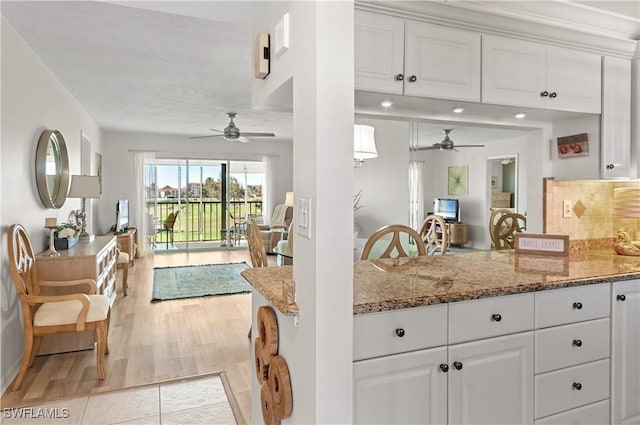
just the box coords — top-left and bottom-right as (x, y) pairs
(601, 56), (632, 179)
(355, 10), (481, 102)
(482, 35), (602, 113)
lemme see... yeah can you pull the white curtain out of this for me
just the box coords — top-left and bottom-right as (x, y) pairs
(133, 151), (155, 256)
(409, 161), (425, 231)
(262, 155), (275, 223)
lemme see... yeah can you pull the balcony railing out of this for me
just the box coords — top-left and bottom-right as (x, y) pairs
(149, 199), (262, 244)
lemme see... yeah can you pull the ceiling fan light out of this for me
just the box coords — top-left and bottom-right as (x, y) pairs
(380, 99), (393, 108)
(354, 124), (378, 162)
(452, 106), (465, 114)
(515, 112), (527, 119)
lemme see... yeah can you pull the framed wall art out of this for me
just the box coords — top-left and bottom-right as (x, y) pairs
(557, 133), (588, 159)
(448, 165), (468, 195)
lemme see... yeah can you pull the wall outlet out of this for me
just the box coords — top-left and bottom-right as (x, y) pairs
(296, 197), (311, 239)
(563, 200), (572, 218)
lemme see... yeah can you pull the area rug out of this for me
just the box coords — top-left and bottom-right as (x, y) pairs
(152, 262), (251, 301)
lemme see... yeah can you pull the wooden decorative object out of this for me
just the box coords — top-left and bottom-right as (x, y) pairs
(261, 382), (280, 425)
(253, 33), (270, 79)
(514, 233), (569, 256)
(268, 355), (293, 419)
(255, 337), (269, 382)
(257, 306), (279, 363)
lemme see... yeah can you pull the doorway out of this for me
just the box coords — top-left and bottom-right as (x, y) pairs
(487, 155), (518, 248)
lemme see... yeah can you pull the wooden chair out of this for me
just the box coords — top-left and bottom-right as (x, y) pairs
(418, 214), (448, 255)
(489, 208), (513, 248)
(360, 224), (427, 260)
(247, 218), (268, 268)
(7, 224), (111, 391)
(157, 210), (181, 249)
(494, 213), (527, 250)
(116, 245), (129, 296)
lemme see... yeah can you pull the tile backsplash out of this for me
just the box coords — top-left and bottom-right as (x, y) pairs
(543, 179), (640, 247)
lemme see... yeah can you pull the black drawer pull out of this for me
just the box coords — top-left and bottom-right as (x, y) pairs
(617, 294), (626, 301)
(440, 363), (449, 373)
(573, 302), (583, 310)
(540, 91), (549, 97)
(395, 328), (405, 338)
(573, 382), (582, 390)
(550, 92), (557, 98)
(453, 361), (463, 370)
(491, 314), (502, 322)
(394, 74), (404, 81)
(573, 339), (582, 347)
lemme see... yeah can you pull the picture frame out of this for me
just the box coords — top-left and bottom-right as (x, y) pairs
(557, 133), (588, 159)
(491, 176), (498, 190)
(448, 165), (468, 195)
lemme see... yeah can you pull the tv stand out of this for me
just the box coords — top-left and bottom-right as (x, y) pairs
(448, 222), (468, 247)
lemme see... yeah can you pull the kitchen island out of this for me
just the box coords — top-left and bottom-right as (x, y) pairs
(242, 250), (640, 425)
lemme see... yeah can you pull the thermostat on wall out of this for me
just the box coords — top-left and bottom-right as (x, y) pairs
(253, 33), (270, 79)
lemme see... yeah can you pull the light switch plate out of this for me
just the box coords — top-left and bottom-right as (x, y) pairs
(296, 197), (311, 239)
(563, 200), (572, 218)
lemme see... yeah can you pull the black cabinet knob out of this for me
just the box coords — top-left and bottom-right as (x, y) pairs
(607, 164), (615, 170)
(617, 294), (626, 301)
(491, 314), (502, 322)
(540, 91), (549, 97)
(453, 361), (463, 370)
(395, 74), (404, 81)
(440, 363), (449, 373)
(409, 75), (417, 82)
(573, 339), (583, 347)
(573, 382), (582, 390)
(395, 328), (405, 337)
(573, 302), (583, 310)
(550, 92), (557, 98)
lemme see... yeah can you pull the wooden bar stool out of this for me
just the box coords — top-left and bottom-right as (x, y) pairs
(116, 246), (130, 296)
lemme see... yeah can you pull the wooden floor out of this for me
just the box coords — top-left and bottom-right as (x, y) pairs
(1, 249), (267, 424)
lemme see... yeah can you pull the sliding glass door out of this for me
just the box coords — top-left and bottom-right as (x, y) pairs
(146, 158), (265, 252)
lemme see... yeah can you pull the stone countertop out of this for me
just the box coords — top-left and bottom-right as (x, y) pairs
(240, 250), (640, 316)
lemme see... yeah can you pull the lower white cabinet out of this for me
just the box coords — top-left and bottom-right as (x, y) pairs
(448, 332), (534, 424)
(611, 279), (640, 425)
(353, 347), (448, 424)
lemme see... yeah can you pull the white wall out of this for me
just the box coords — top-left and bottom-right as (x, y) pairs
(98, 131), (293, 234)
(353, 118), (410, 237)
(0, 18), (102, 392)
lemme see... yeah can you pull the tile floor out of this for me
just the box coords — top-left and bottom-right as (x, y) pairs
(0, 375), (236, 425)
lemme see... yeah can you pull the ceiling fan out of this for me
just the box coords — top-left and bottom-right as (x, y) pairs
(191, 112), (275, 143)
(413, 129), (485, 152)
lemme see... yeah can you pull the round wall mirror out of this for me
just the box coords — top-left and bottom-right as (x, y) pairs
(35, 130), (70, 209)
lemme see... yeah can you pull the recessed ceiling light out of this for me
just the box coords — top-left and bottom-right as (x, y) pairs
(380, 100), (393, 108)
(515, 112), (527, 119)
(452, 106), (465, 114)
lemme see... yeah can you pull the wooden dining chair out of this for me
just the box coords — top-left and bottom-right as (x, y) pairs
(116, 245), (129, 296)
(418, 214), (448, 255)
(7, 224), (111, 391)
(494, 213), (527, 250)
(360, 224), (427, 260)
(247, 218), (268, 268)
(489, 208), (513, 248)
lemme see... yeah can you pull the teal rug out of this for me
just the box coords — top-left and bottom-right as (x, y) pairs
(151, 262), (251, 301)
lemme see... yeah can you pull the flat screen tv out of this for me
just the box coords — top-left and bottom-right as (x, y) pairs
(116, 199), (129, 232)
(433, 198), (459, 223)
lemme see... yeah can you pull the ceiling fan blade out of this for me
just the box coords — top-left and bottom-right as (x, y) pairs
(454, 144), (486, 148)
(238, 132), (275, 137)
(209, 128), (224, 133)
(190, 134), (225, 139)
(411, 145), (441, 151)
(237, 136), (250, 143)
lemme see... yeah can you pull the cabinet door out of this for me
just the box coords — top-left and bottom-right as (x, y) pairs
(611, 279), (640, 425)
(353, 347), (448, 424)
(601, 56), (632, 179)
(355, 10), (405, 95)
(448, 332), (534, 424)
(546, 46), (601, 113)
(482, 35), (546, 109)
(404, 21), (480, 101)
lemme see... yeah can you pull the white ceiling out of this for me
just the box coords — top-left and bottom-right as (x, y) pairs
(2, 1), (638, 145)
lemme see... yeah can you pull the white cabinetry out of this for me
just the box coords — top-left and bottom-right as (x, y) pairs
(355, 10), (481, 102)
(601, 56), (632, 179)
(482, 35), (602, 113)
(534, 283), (611, 424)
(611, 279), (640, 425)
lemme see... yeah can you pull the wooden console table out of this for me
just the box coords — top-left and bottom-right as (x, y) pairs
(35, 236), (118, 355)
(448, 223), (469, 247)
(105, 228), (137, 266)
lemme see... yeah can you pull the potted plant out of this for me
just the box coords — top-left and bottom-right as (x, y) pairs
(53, 223), (81, 250)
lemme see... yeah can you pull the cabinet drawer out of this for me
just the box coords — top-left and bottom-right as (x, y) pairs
(535, 318), (610, 373)
(535, 359), (609, 419)
(449, 293), (534, 344)
(535, 399), (609, 425)
(353, 304), (447, 361)
(535, 283), (609, 328)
